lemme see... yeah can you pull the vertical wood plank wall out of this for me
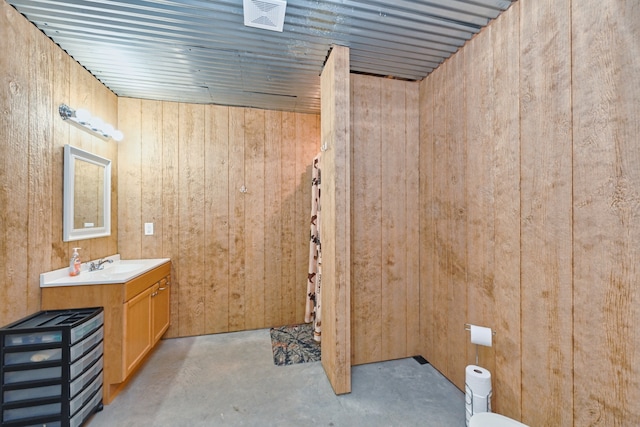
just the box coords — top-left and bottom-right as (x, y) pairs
(489, 5), (521, 418)
(319, 45), (351, 395)
(0, 0), (118, 328)
(419, 0), (640, 425)
(520, 0), (573, 425)
(117, 99), (319, 338)
(419, 1), (524, 417)
(350, 75), (420, 365)
(572, 0), (640, 425)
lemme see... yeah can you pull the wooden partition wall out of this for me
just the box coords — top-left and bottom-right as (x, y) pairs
(0, 0), (118, 328)
(117, 98), (319, 338)
(319, 45), (351, 395)
(419, 0), (640, 425)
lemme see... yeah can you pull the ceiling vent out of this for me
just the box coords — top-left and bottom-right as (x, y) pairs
(243, 0), (287, 32)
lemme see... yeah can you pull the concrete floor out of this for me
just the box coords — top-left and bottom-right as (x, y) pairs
(86, 329), (465, 426)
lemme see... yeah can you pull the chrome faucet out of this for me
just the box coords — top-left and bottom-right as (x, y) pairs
(89, 258), (113, 271)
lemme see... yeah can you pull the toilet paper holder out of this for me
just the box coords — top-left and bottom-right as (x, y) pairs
(465, 324), (496, 365)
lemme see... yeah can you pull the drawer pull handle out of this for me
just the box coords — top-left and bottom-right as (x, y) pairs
(158, 287), (167, 291)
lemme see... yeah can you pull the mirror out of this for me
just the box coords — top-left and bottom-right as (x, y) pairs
(63, 144), (111, 241)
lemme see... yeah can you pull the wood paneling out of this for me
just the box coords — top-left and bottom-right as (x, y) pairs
(50, 45), (71, 269)
(227, 107), (246, 332)
(424, 53), (469, 388)
(263, 110), (283, 327)
(27, 28), (53, 313)
(204, 105), (230, 334)
(117, 101), (320, 338)
(520, 0), (573, 425)
(465, 21), (496, 384)
(140, 100), (163, 258)
(244, 109), (265, 330)
(0, 1), (118, 328)
(380, 79), (408, 361)
(405, 82), (421, 358)
(178, 103), (206, 336)
(161, 102), (180, 336)
(430, 58), (450, 377)
(446, 50), (468, 390)
(419, 0), (638, 424)
(464, 15), (496, 364)
(418, 75), (435, 364)
(572, 0), (640, 425)
(351, 75), (382, 365)
(2, 1), (30, 325)
(490, 4), (521, 419)
(350, 75), (420, 365)
(320, 45), (351, 394)
(5, 1), (639, 423)
(117, 98), (142, 258)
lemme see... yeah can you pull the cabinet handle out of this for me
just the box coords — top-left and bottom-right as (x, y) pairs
(158, 287), (167, 291)
(151, 291), (158, 297)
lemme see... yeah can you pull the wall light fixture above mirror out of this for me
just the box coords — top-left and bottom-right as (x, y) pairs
(63, 145), (111, 242)
(59, 104), (124, 141)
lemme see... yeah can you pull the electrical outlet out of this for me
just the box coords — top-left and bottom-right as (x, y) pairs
(144, 222), (154, 235)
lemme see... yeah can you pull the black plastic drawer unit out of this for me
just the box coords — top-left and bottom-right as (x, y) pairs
(1, 308), (104, 427)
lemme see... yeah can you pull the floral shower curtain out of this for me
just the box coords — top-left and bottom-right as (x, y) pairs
(305, 153), (322, 342)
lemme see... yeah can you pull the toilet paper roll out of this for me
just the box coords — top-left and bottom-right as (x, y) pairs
(465, 364), (492, 424)
(470, 324), (493, 347)
(465, 364), (492, 396)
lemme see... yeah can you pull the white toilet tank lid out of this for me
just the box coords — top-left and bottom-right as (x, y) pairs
(469, 412), (529, 427)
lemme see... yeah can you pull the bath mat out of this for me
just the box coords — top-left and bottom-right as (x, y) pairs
(269, 323), (321, 366)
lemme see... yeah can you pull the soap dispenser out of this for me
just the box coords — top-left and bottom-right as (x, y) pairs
(69, 247), (82, 276)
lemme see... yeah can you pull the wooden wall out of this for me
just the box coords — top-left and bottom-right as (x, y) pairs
(4, 0), (639, 422)
(520, 0), (573, 424)
(419, 0), (640, 425)
(0, 0), (118, 328)
(350, 75), (420, 365)
(116, 98), (319, 338)
(572, 0), (640, 425)
(319, 45), (351, 395)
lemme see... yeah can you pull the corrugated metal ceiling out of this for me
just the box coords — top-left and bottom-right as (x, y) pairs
(8, 0), (515, 113)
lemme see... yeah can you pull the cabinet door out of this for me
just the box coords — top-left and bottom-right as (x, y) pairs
(123, 285), (153, 377)
(152, 278), (171, 343)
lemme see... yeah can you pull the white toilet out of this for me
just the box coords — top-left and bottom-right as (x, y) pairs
(469, 412), (529, 427)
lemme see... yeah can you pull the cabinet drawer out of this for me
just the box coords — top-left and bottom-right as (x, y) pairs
(70, 387), (101, 427)
(4, 331), (62, 347)
(4, 365), (62, 385)
(70, 311), (104, 345)
(70, 356), (103, 398)
(4, 347), (62, 366)
(70, 342), (102, 381)
(69, 373), (102, 416)
(70, 328), (103, 362)
(3, 384), (62, 403)
(3, 401), (61, 422)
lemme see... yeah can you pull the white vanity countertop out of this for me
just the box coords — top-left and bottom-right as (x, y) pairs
(40, 254), (170, 287)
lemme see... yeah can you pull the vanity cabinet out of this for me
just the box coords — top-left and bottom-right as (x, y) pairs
(41, 261), (171, 404)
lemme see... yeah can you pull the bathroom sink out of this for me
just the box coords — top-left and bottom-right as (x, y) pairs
(40, 255), (170, 287)
(94, 262), (145, 275)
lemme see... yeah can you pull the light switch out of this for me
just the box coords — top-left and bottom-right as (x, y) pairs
(144, 222), (154, 235)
